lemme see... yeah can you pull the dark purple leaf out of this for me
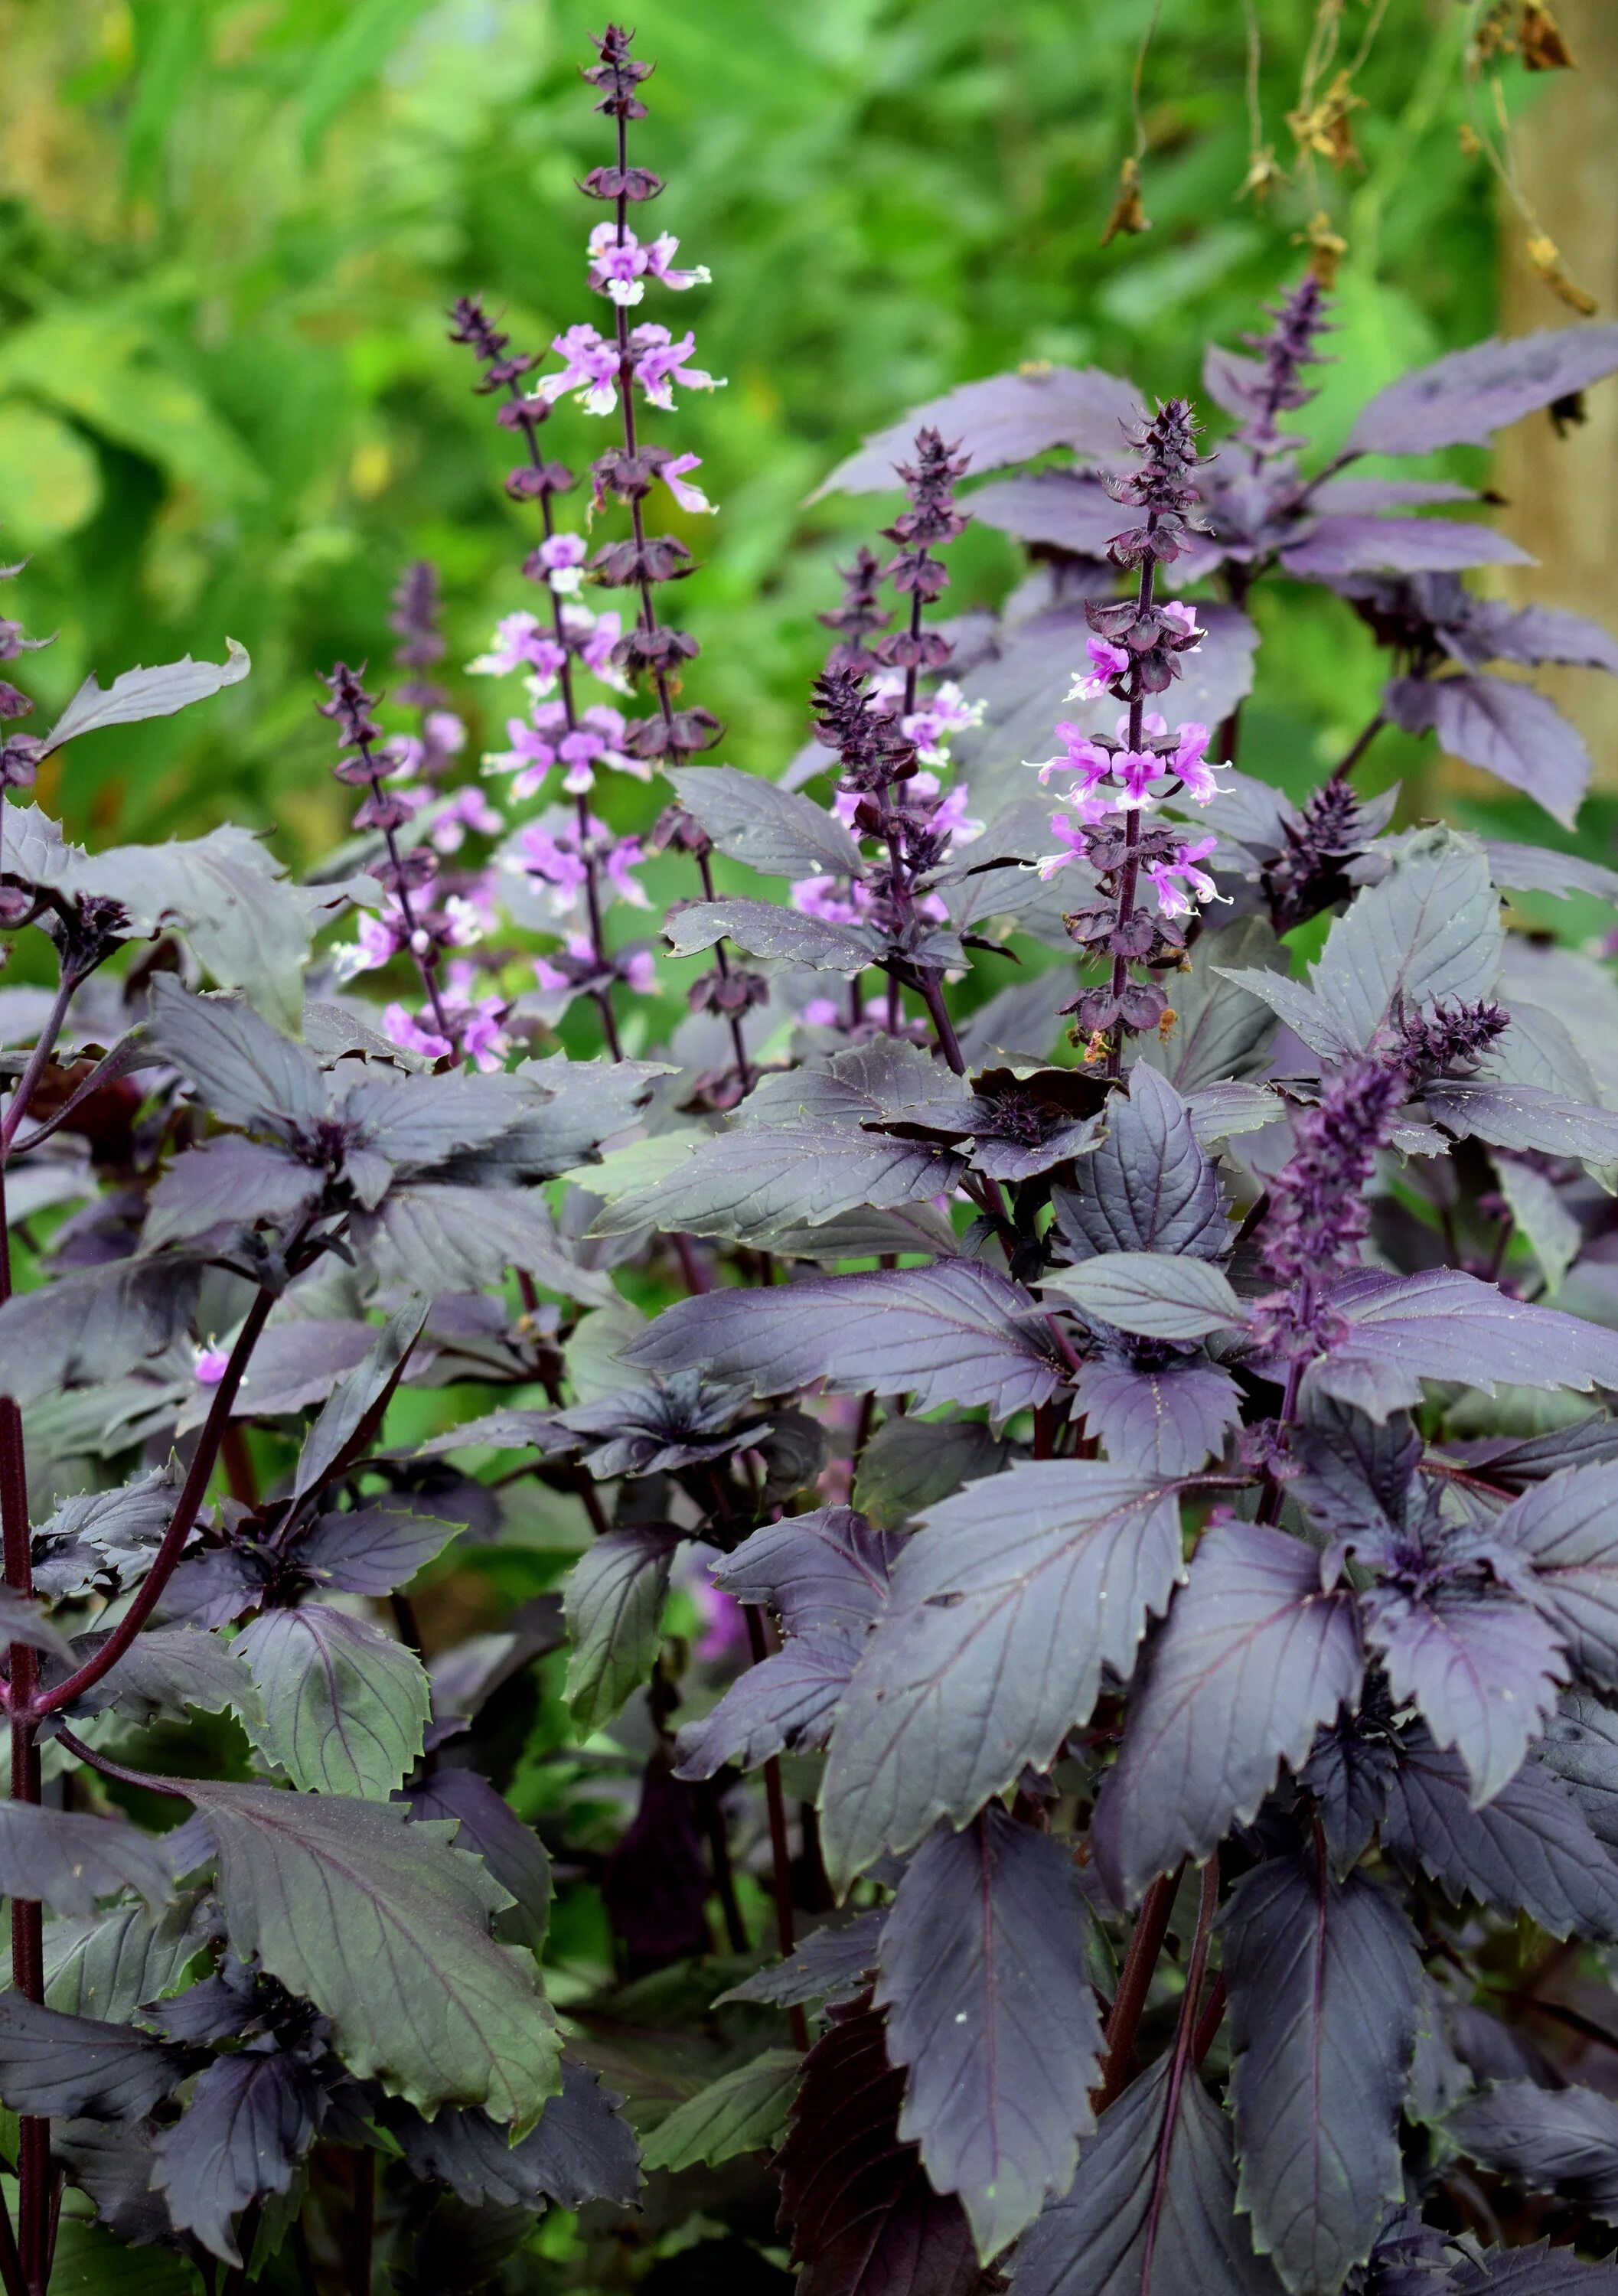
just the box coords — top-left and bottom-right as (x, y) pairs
(814, 364), (1142, 495)
(623, 1260), (1065, 1420)
(1450, 1420), (1618, 1492)
(665, 898), (885, 973)
(1381, 1732), (1618, 1939)
(1143, 915), (1289, 1094)
(0, 1993), (183, 2121)
(1222, 1854), (1423, 2293)
(354, 1182), (618, 1305)
(967, 470), (1132, 556)
(390, 2058), (640, 2210)
(1293, 1396), (1422, 1548)
(1541, 1691), (1618, 1848)
(1346, 325), (1618, 456)
(1494, 1463), (1618, 1691)
(1091, 1521), (1362, 1906)
(1365, 1583), (1564, 1805)
(145, 975), (327, 1137)
(563, 1525), (679, 1733)
(586, 1122), (965, 1248)
(295, 1500), (462, 1596)
(1484, 839), (1618, 905)
(1309, 824), (1503, 1052)
(1425, 1077), (1618, 1163)
(667, 764), (865, 879)
(876, 1805), (1102, 2258)
(773, 2002), (980, 2296)
(1451, 2079), (1618, 2225)
(150, 2048), (319, 2264)
(405, 1769), (552, 1952)
(1309, 478), (1481, 513)
(855, 1414), (1009, 1525)
(1306, 1269), (1618, 1422)
(336, 1069), (524, 1169)
(721, 1907), (889, 2011)
(1281, 514), (1529, 580)
(602, 1750), (711, 1970)
(712, 1507), (899, 1638)
(0, 1251), (206, 1406)
(76, 1625), (259, 1729)
(1075, 1357), (1243, 1476)
(1297, 1711), (1401, 1876)
(1010, 2052), (1281, 2296)
(230, 1318), (377, 1417)
(143, 1137), (323, 1250)
(1473, 602), (1618, 676)
(675, 1633), (857, 1776)
(52, 2118), (173, 2247)
(1385, 675), (1590, 827)
(821, 1463), (1183, 1886)
(1457, 2241), (1618, 2293)
(235, 1603), (429, 1799)
(291, 1300), (429, 1503)
(0, 1801), (175, 1917)
(1052, 1063), (1226, 1261)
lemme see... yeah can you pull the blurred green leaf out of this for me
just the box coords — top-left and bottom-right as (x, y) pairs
(0, 399), (101, 546)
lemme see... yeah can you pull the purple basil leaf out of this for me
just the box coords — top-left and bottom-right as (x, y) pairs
(1450, 2079), (1618, 2225)
(1457, 2242), (1618, 2293)
(143, 1136), (325, 1251)
(1424, 1077), (1618, 1163)
(1222, 1854), (1421, 2293)
(719, 1906), (889, 2011)
(1346, 325), (1618, 456)
(1381, 1731), (1618, 1939)
(1308, 478), (1481, 513)
(1297, 1712), (1401, 1877)
(0, 1251), (206, 1406)
(230, 1318), (377, 1417)
(1293, 1395), (1421, 1546)
(0, 1587), (73, 1667)
(814, 364), (1141, 496)
(602, 1749), (712, 1969)
(667, 764), (865, 879)
(236, 1604), (429, 1799)
(1484, 839), (1618, 905)
(150, 2048), (320, 2265)
(1540, 1691), (1618, 1849)
(190, 1780), (560, 2122)
(1471, 602), (1618, 676)
(1010, 2052), (1280, 2296)
(296, 1500), (462, 1596)
(1091, 1521), (1362, 1906)
(52, 2118), (173, 2247)
(820, 1462), (1184, 1886)
(405, 1769), (553, 1952)
(1310, 824), (1503, 1052)
(674, 1632), (857, 1777)
(1385, 674), (1590, 828)
(41, 639), (250, 754)
(711, 1506), (899, 1638)
(587, 1122), (965, 1247)
(967, 470), (1132, 556)
(439, 1056), (670, 1186)
(563, 1525), (680, 1733)
(665, 897), (885, 973)
(71, 1624), (260, 1729)
(1364, 1582), (1565, 1806)
(876, 1805), (1102, 2259)
(1052, 1062), (1226, 1261)
(1281, 514), (1530, 580)
(1492, 1463), (1618, 1691)
(623, 1259), (1065, 1419)
(1305, 1268), (1618, 1422)
(335, 1069), (524, 1170)
(1143, 915), (1289, 1093)
(1046, 1252), (1248, 1341)
(1212, 964), (1359, 1064)
(775, 2002), (980, 2296)
(353, 1182), (617, 1306)
(388, 2059), (639, 2210)
(1452, 1420), (1618, 1492)
(853, 1413), (1009, 1524)
(142, 1957), (261, 2045)
(0, 1994), (184, 2122)
(0, 1802), (175, 1918)
(145, 975), (328, 1137)
(291, 1300), (430, 1503)
(1075, 1357), (1243, 1476)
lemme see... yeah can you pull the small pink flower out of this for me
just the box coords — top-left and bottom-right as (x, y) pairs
(1066, 637), (1130, 703)
(536, 532), (587, 597)
(602, 835), (650, 908)
(1169, 721), (1226, 805)
(1036, 722), (1111, 793)
(801, 996), (840, 1027)
(1112, 750), (1162, 810)
(194, 1346), (231, 1386)
(661, 452), (715, 515)
(429, 785), (504, 853)
(644, 232), (712, 293)
(469, 612), (550, 677)
(1161, 599), (1202, 642)
(628, 324), (725, 410)
(621, 948), (657, 995)
(533, 322), (620, 416)
(693, 1582), (749, 1662)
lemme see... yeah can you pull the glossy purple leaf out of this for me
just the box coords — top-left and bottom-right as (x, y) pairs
(1280, 514), (1529, 580)
(295, 1499), (462, 1596)
(151, 2049), (318, 2265)
(1457, 2242), (1618, 2293)
(563, 1525), (680, 1733)
(1365, 1582), (1564, 1806)
(1424, 1077), (1618, 1163)
(1451, 2079), (1618, 2225)
(664, 897), (885, 973)
(1091, 1521), (1362, 1906)
(390, 2059), (640, 2211)
(1308, 824), (1502, 1053)
(405, 1768), (553, 1952)
(1346, 325), (1618, 456)
(1305, 1268), (1618, 1421)
(0, 1251), (206, 1406)
(774, 2002), (980, 2296)
(1475, 602), (1618, 676)
(0, 1993), (184, 2122)
(814, 364), (1142, 496)
(1222, 1854), (1423, 2294)
(711, 1507), (899, 1638)
(1385, 674), (1590, 827)
(1494, 1463), (1618, 1691)
(145, 975), (327, 1136)
(675, 1632), (857, 1777)
(1046, 1252), (1248, 1341)
(1539, 1691), (1618, 1849)
(1483, 839), (1618, 905)
(821, 1463), (1185, 1886)
(1381, 1733), (1618, 1939)
(1010, 2053), (1281, 2296)
(1075, 1356), (1243, 1476)
(143, 1136), (324, 1251)
(1308, 478), (1481, 513)
(721, 1907), (889, 2011)
(667, 763), (866, 879)
(876, 1805), (1102, 2259)
(0, 1802), (175, 1918)
(1297, 1714), (1401, 1877)
(1052, 1063), (1226, 1261)
(623, 1260), (1066, 1419)
(967, 469), (1132, 556)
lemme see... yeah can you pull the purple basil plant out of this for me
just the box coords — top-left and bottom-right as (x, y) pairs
(4, 21), (1618, 2296)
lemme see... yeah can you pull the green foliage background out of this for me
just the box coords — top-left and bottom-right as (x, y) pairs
(0, 0), (1520, 867)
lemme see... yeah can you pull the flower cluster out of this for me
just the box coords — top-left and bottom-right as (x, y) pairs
(0, 562), (47, 793)
(1222, 273), (1332, 462)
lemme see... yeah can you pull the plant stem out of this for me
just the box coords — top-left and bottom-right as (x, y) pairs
(1094, 1861), (1182, 2108)
(0, 969), (76, 1159)
(1329, 709), (1386, 783)
(1104, 556), (1156, 1080)
(37, 1281), (278, 1716)
(745, 1605), (811, 2052)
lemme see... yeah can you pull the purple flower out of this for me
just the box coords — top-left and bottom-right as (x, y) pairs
(429, 784), (504, 853)
(1112, 749), (1162, 810)
(1169, 719), (1226, 804)
(1145, 834), (1222, 918)
(661, 452), (715, 514)
(193, 1345), (231, 1386)
(801, 995), (841, 1028)
(1034, 801), (1112, 880)
(1067, 636), (1130, 702)
(533, 322), (621, 416)
(1032, 723), (1111, 791)
(628, 324), (725, 410)
(587, 223), (711, 306)
(900, 680), (984, 768)
(535, 532), (588, 596)
(468, 612), (553, 678)
(382, 1004), (455, 1062)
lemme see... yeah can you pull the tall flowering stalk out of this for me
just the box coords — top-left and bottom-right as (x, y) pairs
(528, 23), (754, 1085)
(1031, 399), (1224, 1071)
